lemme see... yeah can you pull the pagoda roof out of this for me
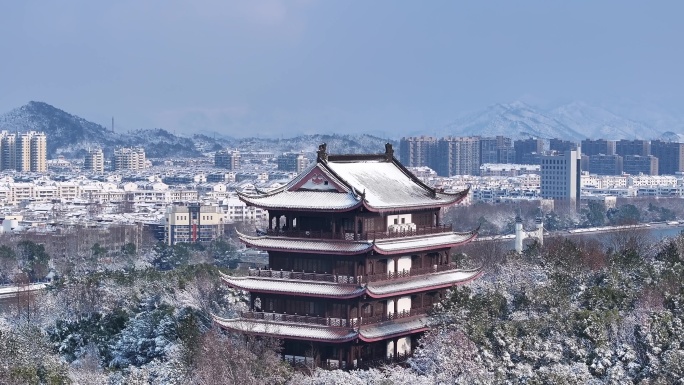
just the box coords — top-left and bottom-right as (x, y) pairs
(213, 315), (358, 343)
(220, 273), (365, 299)
(358, 316), (429, 342)
(372, 230), (478, 255)
(366, 269), (482, 298)
(213, 314), (430, 343)
(236, 230), (372, 255)
(237, 145), (468, 213)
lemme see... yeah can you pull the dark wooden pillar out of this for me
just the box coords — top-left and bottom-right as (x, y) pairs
(393, 338), (398, 358)
(275, 215), (280, 230)
(268, 213), (273, 230)
(354, 215), (359, 240)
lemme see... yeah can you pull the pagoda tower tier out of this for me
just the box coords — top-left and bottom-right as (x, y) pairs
(215, 143), (481, 369)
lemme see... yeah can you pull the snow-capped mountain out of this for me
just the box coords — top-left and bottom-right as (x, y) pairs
(547, 101), (659, 140)
(442, 101), (585, 141)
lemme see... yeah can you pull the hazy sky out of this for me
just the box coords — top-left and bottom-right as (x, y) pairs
(1, 1), (682, 137)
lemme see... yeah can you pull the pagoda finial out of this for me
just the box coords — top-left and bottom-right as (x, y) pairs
(384, 143), (394, 161)
(317, 143), (328, 162)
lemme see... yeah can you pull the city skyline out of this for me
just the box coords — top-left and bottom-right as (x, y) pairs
(1, 2), (683, 138)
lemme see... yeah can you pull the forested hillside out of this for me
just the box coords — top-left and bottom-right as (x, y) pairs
(2, 226), (684, 384)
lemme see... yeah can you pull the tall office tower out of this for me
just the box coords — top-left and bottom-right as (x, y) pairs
(550, 138), (577, 152)
(513, 138), (544, 164)
(651, 140), (684, 175)
(113, 147), (147, 170)
(480, 136), (513, 164)
(623, 155), (658, 176)
(215, 149), (241, 170)
(581, 139), (616, 156)
(588, 154), (623, 175)
(540, 148), (582, 210)
(399, 136), (437, 168)
(29, 132), (47, 172)
(276, 152), (310, 173)
(435, 136), (480, 176)
(84, 148), (105, 173)
(616, 139), (651, 157)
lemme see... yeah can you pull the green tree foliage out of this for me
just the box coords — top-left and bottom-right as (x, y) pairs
(17, 240), (50, 281)
(607, 204), (641, 225)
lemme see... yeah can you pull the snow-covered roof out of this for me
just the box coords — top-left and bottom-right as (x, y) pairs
(359, 316), (429, 342)
(326, 160), (465, 211)
(372, 231), (478, 254)
(220, 273), (365, 299)
(213, 316), (358, 342)
(238, 146), (468, 213)
(239, 190), (362, 212)
(366, 269), (481, 298)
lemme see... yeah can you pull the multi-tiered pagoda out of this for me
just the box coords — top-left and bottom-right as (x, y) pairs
(215, 143), (480, 369)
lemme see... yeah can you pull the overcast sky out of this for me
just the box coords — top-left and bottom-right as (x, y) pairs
(0, 1), (682, 137)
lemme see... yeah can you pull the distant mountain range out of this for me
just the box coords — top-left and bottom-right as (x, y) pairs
(0, 102), (396, 159)
(440, 101), (680, 141)
(0, 100), (681, 159)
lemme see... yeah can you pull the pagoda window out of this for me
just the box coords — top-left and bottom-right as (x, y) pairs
(362, 304), (372, 317)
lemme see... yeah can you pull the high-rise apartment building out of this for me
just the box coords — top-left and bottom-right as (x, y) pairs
(550, 138), (577, 152)
(435, 136), (480, 176)
(651, 140), (684, 175)
(623, 155), (658, 176)
(113, 147), (146, 170)
(276, 152), (310, 173)
(616, 139), (650, 157)
(215, 149), (241, 170)
(29, 132), (47, 172)
(0, 131), (16, 171)
(84, 148), (105, 173)
(0, 131), (47, 172)
(588, 154), (623, 175)
(399, 136), (437, 168)
(514, 138), (544, 164)
(540, 148), (582, 210)
(581, 139), (616, 156)
(480, 136), (514, 164)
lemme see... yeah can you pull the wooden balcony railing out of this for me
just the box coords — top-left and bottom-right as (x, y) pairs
(248, 269), (361, 284)
(241, 311), (359, 328)
(247, 263), (458, 285)
(359, 305), (433, 325)
(240, 306), (432, 329)
(361, 263), (459, 283)
(265, 224), (453, 241)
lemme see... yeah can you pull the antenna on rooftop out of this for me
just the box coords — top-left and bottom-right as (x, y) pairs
(112, 117), (114, 133)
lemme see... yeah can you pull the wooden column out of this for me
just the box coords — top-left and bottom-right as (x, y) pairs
(268, 213), (273, 230)
(393, 338), (398, 358)
(354, 215), (359, 240)
(275, 215), (280, 230)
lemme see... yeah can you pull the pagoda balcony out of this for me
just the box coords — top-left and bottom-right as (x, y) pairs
(358, 306), (433, 326)
(363, 263), (460, 283)
(265, 224), (453, 241)
(247, 263), (460, 285)
(240, 311), (359, 328)
(238, 307), (431, 329)
(248, 268), (363, 284)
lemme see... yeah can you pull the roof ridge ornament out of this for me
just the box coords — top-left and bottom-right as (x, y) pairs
(317, 143), (328, 163)
(384, 143), (394, 161)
